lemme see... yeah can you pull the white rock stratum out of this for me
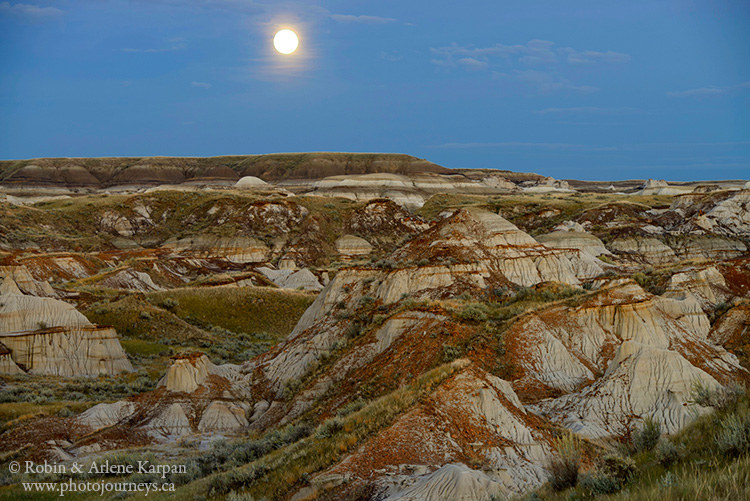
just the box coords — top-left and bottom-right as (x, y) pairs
(0, 267), (132, 376)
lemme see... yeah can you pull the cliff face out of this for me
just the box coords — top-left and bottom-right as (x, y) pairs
(0, 326), (133, 376)
(0, 266), (132, 376)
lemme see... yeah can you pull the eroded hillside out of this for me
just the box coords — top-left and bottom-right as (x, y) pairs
(0, 176), (749, 500)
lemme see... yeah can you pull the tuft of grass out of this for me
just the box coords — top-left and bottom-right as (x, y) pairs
(547, 433), (582, 491)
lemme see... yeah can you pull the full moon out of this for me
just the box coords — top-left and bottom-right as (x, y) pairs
(273, 29), (298, 55)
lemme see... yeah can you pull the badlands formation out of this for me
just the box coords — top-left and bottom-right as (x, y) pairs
(0, 266), (132, 376)
(0, 153), (748, 500)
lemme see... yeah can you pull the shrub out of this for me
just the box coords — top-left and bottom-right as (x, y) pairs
(601, 453), (636, 482)
(56, 407), (75, 418)
(632, 416), (661, 453)
(337, 399), (366, 418)
(160, 298), (179, 309)
(579, 472), (621, 495)
(547, 433), (581, 491)
(371, 314), (386, 326)
(375, 259), (396, 270)
(692, 380), (746, 411)
(715, 412), (750, 457)
(358, 295), (376, 307)
(139, 311), (152, 321)
(417, 258), (430, 266)
(654, 437), (681, 467)
(345, 321), (364, 339)
(456, 302), (489, 322)
(442, 344), (463, 362)
(315, 417), (344, 439)
(227, 491), (258, 501)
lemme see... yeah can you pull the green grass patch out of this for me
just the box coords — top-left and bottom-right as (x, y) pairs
(120, 339), (171, 358)
(0, 401), (95, 428)
(146, 286), (315, 338)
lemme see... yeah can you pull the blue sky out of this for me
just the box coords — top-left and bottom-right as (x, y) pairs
(0, 0), (748, 181)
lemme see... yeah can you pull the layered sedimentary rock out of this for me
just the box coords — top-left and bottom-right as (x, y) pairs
(0, 342), (23, 374)
(235, 176), (268, 188)
(77, 354), (251, 443)
(634, 179), (691, 196)
(0, 326), (133, 376)
(97, 269), (163, 292)
(345, 199), (429, 242)
(391, 209), (603, 287)
(0, 271), (132, 375)
(163, 235), (270, 264)
(520, 176), (573, 193)
(536, 231), (611, 258)
(99, 211), (136, 237)
(663, 266), (732, 310)
(335, 234), (374, 260)
(251, 311), (450, 430)
(308, 172), (497, 208)
(0, 288), (92, 333)
(0, 266), (56, 297)
(532, 341), (720, 437)
(243, 209), (603, 410)
(383, 464), (504, 501)
(257, 267), (323, 291)
(504, 281), (745, 437)
(608, 237), (676, 264)
(298, 366), (552, 500)
(668, 189), (750, 237)
(668, 236), (747, 261)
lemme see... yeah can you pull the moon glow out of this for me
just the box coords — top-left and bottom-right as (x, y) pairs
(273, 29), (299, 55)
